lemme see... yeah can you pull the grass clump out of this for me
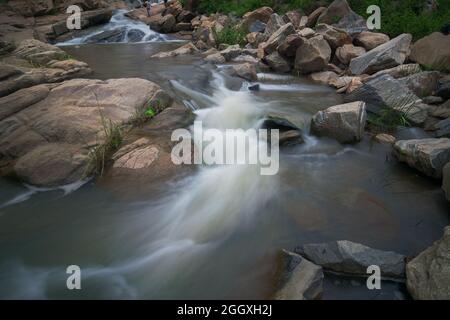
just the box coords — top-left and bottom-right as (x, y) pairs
(367, 106), (410, 132)
(214, 25), (247, 46)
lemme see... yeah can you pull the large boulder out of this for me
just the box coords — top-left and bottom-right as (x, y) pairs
(306, 7), (326, 28)
(410, 32), (450, 72)
(274, 250), (323, 300)
(230, 63), (257, 82)
(149, 13), (176, 33)
(310, 101), (367, 143)
(13, 39), (67, 65)
(262, 22), (295, 54)
(349, 34), (412, 75)
(0, 78), (170, 186)
(264, 51), (291, 73)
(242, 6), (273, 30)
(263, 13), (285, 39)
(443, 163), (450, 201)
(406, 227), (450, 299)
(317, 0), (366, 35)
(278, 34), (305, 58)
(368, 64), (422, 80)
(335, 44), (366, 65)
(393, 138), (450, 178)
(220, 44), (242, 61)
(355, 31), (390, 51)
(315, 24), (352, 50)
(294, 35), (331, 74)
(295, 240), (406, 279)
(345, 74), (429, 126)
(398, 71), (440, 98)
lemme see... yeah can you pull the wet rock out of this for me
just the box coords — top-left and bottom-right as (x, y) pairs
(306, 7), (326, 28)
(274, 250), (323, 300)
(264, 51), (291, 73)
(230, 63), (257, 81)
(279, 130), (304, 146)
(262, 22), (295, 54)
(410, 32), (450, 72)
(335, 44), (366, 65)
(345, 74), (428, 126)
(295, 35), (331, 74)
(0, 78), (169, 186)
(295, 240), (406, 279)
(374, 133), (396, 145)
(205, 52), (225, 64)
(220, 44), (242, 61)
(310, 101), (367, 143)
(443, 164), (450, 201)
(278, 34), (304, 58)
(309, 71), (338, 85)
(349, 34), (412, 75)
(398, 71), (440, 98)
(261, 115), (301, 132)
(406, 226), (450, 299)
(151, 42), (199, 58)
(248, 84), (260, 91)
(249, 20), (266, 33)
(315, 24), (352, 50)
(355, 31), (390, 51)
(393, 138), (450, 178)
(86, 27), (126, 43)
(149, 13), (176, 33)
(127, 29), (145, 42)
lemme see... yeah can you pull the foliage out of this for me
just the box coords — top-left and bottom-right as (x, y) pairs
(214, 25), (247, 46)
(367, 106), (410, 132)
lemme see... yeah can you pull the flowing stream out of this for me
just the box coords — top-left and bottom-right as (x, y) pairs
(0, 11), (449, 299)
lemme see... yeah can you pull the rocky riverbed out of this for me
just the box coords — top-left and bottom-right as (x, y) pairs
(0, 0), (449, 300)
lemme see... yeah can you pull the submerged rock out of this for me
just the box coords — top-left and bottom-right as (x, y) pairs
(406, 227), (450, 299)
(349, 34), (412, 75)
(274, 250), (324, 300)
(85, 27), (126, 43)
(295, 240), (406, 279)
(393, 138), (450, 178)
(310, 101), (367, 144)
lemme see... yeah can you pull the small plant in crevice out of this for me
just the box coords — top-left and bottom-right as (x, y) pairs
(214, 25), (247, 47)
(367, 106), (411, 133)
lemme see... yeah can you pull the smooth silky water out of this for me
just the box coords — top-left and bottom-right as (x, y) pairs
(0, 15), (449, 299)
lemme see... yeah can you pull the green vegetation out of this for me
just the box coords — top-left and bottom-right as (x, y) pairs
(214, 25), (247, 46)
(367, 106), (410, 132)
(195, 0), (450, 40)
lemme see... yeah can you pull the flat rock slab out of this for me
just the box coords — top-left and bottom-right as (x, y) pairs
(295, 240), (406, 279)
(393, 138), (450, 178)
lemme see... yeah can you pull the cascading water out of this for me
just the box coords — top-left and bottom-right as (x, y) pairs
(57, 9), (169, 46)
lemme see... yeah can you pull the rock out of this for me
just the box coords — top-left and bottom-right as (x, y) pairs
(349, 34), (412, 75)
(310, 101), (367, 143)
(422, 96), (444, 105)
(398, 71), (440, 98)
(335, 44), (366, 65)
(369, 64), (422, 80)
(333, 10), (367, 36)
(436, 81), (450, 100)
(410, 32), (450, 72)
(13, 39), (66, 65)
(295, 240), (406, 279)
(151, 42), (199, 58)
(85, 27), (126, 43)
(317, 0), (352, 25)
(230, 63), (257, 81)
(249, 20), (266, 33)
(298, 16), (308, 29)
(274, 250), (323, 300)
(431, 118), (450, 137)
(406, 227), (450, 299)
(0, 64), (23, 81)
(294, 35), (331, 74)
(220, 44), (241, 61)
(149, 13), (176, 33)
(264, 51), (291, 73)
(173, 22), (192, 32)
(246, 32), (265, 47)
(345, 74), (428, 126)
(262, 22), (295, 54)
(205, 53), (225, 64)
(393, 138), (450, 178)
(374, 133), (396, 145)
(0, 78), (169, 186)
(298, 27), (315, 38)
(430, 100), (450, 119)
(261, 115), (301, 132)
(0, 84), (50, 121)
(0, 40), (15, 56)
(306, 7), (326, 28)
(242, 6), (273, 30)
(443, 164), (450, 201)
(279, 130), (304, 146)
(283, 10), (302, 29)
(309, 71), (338, 85)
(232, 54), (259, 64)
(248, 84), (260, 91)
(315, 24), (352, 50)
(127, 29), (145, 42)
(355, 31), (390, 51)
(177, 10), (195, 23)
(278, 34), (304, 58)
(263, 13), (285, 39)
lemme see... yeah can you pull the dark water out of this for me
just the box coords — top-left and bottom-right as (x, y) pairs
(0, 41), (448, 300)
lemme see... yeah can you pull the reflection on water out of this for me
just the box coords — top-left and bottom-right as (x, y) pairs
(0, 42), (449, 300)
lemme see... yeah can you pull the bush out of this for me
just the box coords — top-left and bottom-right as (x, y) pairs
(214, 25), (247, 46)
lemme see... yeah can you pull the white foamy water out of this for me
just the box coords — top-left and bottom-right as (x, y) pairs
(57, 9), (168, 46)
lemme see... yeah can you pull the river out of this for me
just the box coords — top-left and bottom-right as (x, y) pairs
(0, 10), (448, 300)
